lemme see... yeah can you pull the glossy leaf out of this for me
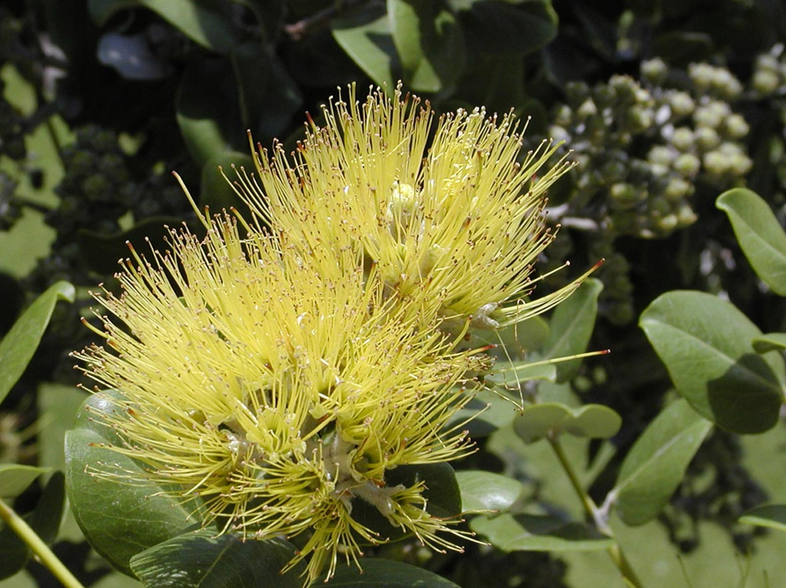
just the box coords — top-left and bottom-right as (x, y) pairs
(752, 332), (786, 354)
(332, 4), (400, 89)
(471, 513), (613, 552)
(739, 504), (786, 533)
(65, 391), (200, 575)
(0, 465), (50, 499)
(325, 558), (460, 587)
(612, 399), (712, 526)
(89, 0), (239, 54)
(389, 0), (465, 93)
(640, 290), (785, 433)
(0, 472), (65, 580)
(176, 56), (245, 167)
(717, 188), (786, 296)
(38, 384), (88, 472)
(447, 389), (518, 437)
(542, 278), (603, 383)
(456, 0), (558, 56)
(455, 470), (524, 513)
(513, 402), (621, 443)
(130, 529), (303, 588)
(0, 281), (75, 404)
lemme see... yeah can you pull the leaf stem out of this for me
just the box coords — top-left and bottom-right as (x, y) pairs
(547, 435), (644, 588)
(0, 497), (86, 588)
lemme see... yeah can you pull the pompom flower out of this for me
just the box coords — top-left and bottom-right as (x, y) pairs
(75, 83), (586, 585)
(235, 84), (587, 336)
(75, 212), (488, 583)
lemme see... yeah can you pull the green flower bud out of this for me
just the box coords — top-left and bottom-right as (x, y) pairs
(548, 124), (570, 144)
(753, 69), (781, 94)
(656, 213), (679, 233)
(577, 98), (598, 119)
(703, 151), (729, 176)
(671, 127), (694, 151)
(624, 105), (653, 132)
(688, 63), (715, 89)
(722, 114), (749, 139)
(664, 177), (691, 201)
(554, 105), (573, 126)
(756, 54), (780, 73)
(695, 126), (720, 150)
(676, 203), (698, 226)
(674, 153), (701, 177)
(667, 91), (695, 117)
(641, 58), (668, 84)
(648, 145), (676, 166)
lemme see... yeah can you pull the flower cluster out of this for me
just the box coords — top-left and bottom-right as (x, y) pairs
(76, 85), (579, 583)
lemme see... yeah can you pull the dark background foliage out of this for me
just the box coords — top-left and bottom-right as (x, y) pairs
(3, 0), (786, 586)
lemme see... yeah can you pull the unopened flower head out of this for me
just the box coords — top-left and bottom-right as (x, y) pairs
(75, 212), (488, 583)
(235, 84), (587, 336)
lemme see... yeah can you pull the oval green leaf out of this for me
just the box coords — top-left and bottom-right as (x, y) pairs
(89, 0), (239, 54)
(640, 290), (785, 433)
(326, 558), (461, 587)
(753, 332), (786, 354)
(455, 470), (524, 513)
(612, 399), (712, 527)
(513, 402), (621, 443)
(470, 513), (613, 552)
(717, 188), (786, 295)
(130, 529), (303, 588)
(739, 504), (786, 533)
(457, 0), (558, 56)
(389, 0), (465, 93)
(0, 464), (50, 499)
(542, 278), (603, 383)
(332, 4), (400, 89)
(0, 281), (75, 404)
(65, 391), (201, 575)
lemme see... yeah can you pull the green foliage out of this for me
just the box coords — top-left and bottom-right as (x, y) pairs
(4, 0), (786, 586)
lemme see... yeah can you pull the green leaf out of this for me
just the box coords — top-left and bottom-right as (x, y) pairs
(486, 360), (557, 387)
(38, 384), (88, 472)
(176, 56), (246, 167)
(446, 389), (518, 437)
(612, 399), (712, 526)
(640, 290), (785, 433)
(513, 403), (621, 444)
(455, 470), (524, 513)
(0, 472), (65, 580)
(388, 0), (465, 93)
(456, 0), (558, 56)
(326, 558), (461, 587)
(753, 332), (786, 353)
(0, 465), (50, 498)
(65, 391), (200, 575)
(130, 529), (304, 588)
(739, 504), (786, 533)
(89, 0), (239, 54)
(0, 281), (75, 404)
(717, 188), (786, 296)
(470, 513), (614, 552)
(542, 278), (603, 383)
(332, 4), (400, 89)
(349, 463), (461, 542)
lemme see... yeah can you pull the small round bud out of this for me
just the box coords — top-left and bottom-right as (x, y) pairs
(648, 145), (676, 166)
(756, 54), (780, 73)
(671, 127), (694, 151)
(641, 58), (668, 84)
(664, 177), (691, 201)
(722, 114), (749, 139)
(752, 69), (781, 95)
(624, 106), (653, 132)
(703, 151), (729, 176)
(657, 213), (679, 233)
(548, 124), (570, 144)
(674, 153), (701, 177)
(577, 98), (598, 119)
(688, 63), (715, 89)
(695, 126), (720, 150)
(668, 92), (695, 117)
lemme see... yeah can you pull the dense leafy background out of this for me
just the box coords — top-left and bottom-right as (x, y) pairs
(3, 0), (786, 586)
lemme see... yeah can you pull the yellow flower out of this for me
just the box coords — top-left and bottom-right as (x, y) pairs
(75, 211), (487, 583)
(235, 84), (589, 336)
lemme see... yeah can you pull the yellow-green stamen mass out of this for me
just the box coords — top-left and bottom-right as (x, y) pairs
(76, 83), (585, 584)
